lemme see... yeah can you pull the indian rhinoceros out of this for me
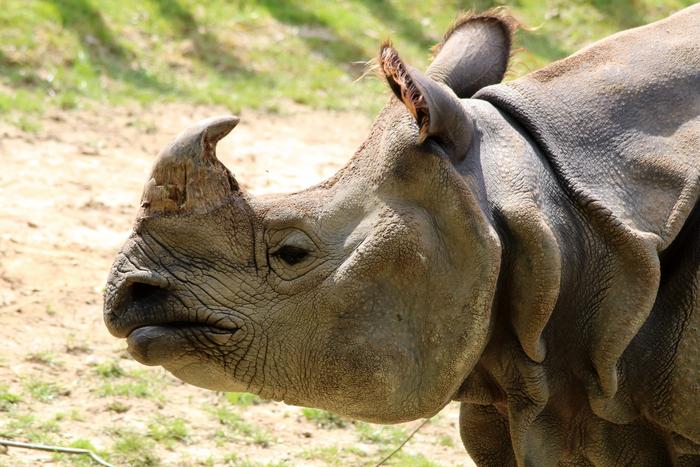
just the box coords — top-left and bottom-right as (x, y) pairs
(103, 6), (699, 466)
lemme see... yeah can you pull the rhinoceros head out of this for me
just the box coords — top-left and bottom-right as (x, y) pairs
(104, 13), (513, 423)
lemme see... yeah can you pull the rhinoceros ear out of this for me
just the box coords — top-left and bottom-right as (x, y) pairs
(380, 44), (473, 161)
(427, 11), (516, 98)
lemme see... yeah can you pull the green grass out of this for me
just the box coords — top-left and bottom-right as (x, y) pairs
(93, 359), (126, 378)
(385, 452), (442, 466)
(52, 439), (110, 467)
(0, 412), (62, 444)
(221, 454), (290, 467)
(22, 378), (66, 402)
(224, 391), (262, 407)
(65, 335), (92, 355)
(67, 409), (86, 421)
(211, 406), (275, 447)
(301, 445), (368, 465)
(356, 422), (406, 445)
(111, 430), (160, 466)
(99, 379), (160, 399)
(0, 385), (21, 411)
(25, 351), (64, 367)
(301, 407), (348, 428)
(0, 0), (693, 119)
(97, 368), (163, 400)
(438, 434), (455, 447)
(148, 416), (189, 449)
(107, 400), (130, 413)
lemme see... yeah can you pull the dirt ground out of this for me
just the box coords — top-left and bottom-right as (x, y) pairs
(0, 104), (476, 466)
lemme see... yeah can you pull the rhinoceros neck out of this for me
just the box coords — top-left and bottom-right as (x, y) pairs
(454, 97), (661, 461)
(456, 53), (699, 461)
(471, 10), (699, 417)
(454, 98), (568, 396)
(451, 6), (700, 464)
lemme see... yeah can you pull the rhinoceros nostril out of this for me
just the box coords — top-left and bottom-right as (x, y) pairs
(129, 282), (168, 303)
(110, 274), (170, 312)
(129, 282), (165, 302)
(104, 274), (170, 338)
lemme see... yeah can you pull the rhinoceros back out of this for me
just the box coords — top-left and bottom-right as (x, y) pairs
(477, 5), (699, 249)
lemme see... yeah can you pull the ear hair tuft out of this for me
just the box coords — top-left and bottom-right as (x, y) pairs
(379, 44), (431, 142)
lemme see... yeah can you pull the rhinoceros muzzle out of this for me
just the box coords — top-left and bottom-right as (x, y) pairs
(104, 264), (241, 365)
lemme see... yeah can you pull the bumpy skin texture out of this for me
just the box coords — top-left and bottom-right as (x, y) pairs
(104, 6), (699, 466)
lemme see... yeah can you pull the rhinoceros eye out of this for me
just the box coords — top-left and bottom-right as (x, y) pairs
(273, 245), (309, 266)
(267, 228), (318, 279)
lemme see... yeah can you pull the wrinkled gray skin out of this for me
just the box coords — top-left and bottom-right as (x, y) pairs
(104, 6), (700, 466)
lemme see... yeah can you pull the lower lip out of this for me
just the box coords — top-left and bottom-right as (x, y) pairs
(126, 324), (237, 366)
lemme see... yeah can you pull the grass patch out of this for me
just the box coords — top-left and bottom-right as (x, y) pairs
(221, 454), (290, 467)
(99, 379), (160, 399)
(15, 115), (42, 133)
(384, 452), (442, 466)
(301, 407), (348, 429)
(93, 359), (126, 378)
(148, 416), (189, 449)
(25, 351), (63, 367)
(65, 335), (92, 355)
(356, 422), (406, 445)
(438, 435), (455, 447)
(112, 429), (160, 466)
(0, 0), (692, 119)
(0, 385), (21, 411)
(211, 406), (275, 447)
(0, 412), (61, 444)
(97, 368), (163, 400)
(67, 409), (86, 421)
(107, 400), (130, 413)
(52, 439), (110, 467)
(0, 414), (35, 438)
(22, 378), (67, 402)
(45, 304), (56, 316)
(301, 445), (368, 465)
(224, 391), (261, 407)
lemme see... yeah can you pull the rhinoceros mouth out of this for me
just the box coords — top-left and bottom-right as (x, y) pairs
(126, 323), (239, 366)
(104, 273), (240, 339)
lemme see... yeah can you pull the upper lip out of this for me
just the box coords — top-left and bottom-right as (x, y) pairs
(104, 272), (239, 338)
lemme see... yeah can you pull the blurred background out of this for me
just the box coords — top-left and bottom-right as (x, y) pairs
(1, 0), (694, 122)
(0, 1), (694, 466)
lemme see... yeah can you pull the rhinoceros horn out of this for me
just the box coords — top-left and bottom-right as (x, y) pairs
(139, 116), (241, 218)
